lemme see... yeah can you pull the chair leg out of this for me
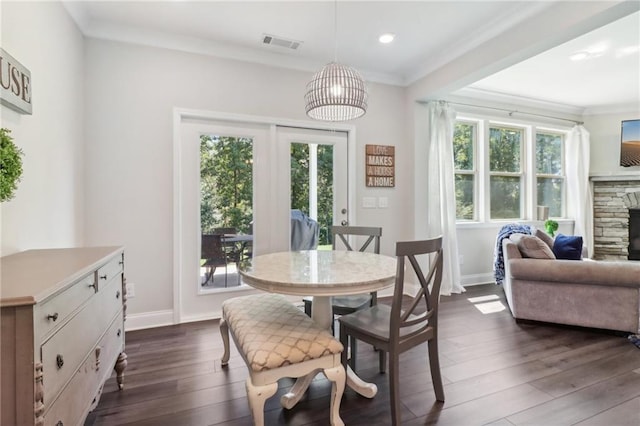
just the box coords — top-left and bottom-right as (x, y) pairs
(304, 299), (312, 317)
(388, 351), (401, 426)
(348, 337), (357, 371)
(323, 364), (346, 426)
(339, 327), (349, 368)
(378, 349), (386, 373)
(428, 339), (445, 402)
(245, 379), (277, 426)
(220, 318), (230, 366)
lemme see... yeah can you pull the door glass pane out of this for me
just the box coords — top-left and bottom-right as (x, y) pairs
(290, 142), (334, 249)
(200, 135), (253, 289)
(490, 176), (521, 219)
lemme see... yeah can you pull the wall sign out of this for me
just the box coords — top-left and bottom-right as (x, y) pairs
(0, 48), (32, 115)
(365, 144), (395, 187)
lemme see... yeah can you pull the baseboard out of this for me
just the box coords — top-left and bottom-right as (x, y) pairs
(125, 274), (493, 331)
(461, 273), (494, 287)
(125, 309), (174, 331)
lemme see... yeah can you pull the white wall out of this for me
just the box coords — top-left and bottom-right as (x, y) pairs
(585, 109), (640, 174)
(0, 1), (85, 255)
(83, 38), (409, 318)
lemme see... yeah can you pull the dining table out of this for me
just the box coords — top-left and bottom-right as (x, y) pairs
(239, 249), (397, 409)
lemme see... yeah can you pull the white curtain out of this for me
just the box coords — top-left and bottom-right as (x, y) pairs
(427, 101), (465, 294)
(566, 125), (594, 257)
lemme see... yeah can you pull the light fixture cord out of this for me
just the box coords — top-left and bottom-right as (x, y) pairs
(333, 0), (338, 62)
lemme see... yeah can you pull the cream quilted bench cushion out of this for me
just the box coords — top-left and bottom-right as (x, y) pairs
(222, 293), (343, 372)
(220, 293), (346, 426)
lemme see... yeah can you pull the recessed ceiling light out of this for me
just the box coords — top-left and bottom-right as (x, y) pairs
(379, 33), (395, 44)
(569, 51), (590, 61)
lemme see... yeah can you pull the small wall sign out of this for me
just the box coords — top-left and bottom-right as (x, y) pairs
(0, 48), (32, 115)
(365, 144), (395, 187)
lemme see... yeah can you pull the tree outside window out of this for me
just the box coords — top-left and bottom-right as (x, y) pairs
(536, 132), (564, 217)
(453, 122), (476, 220)
(489, 127), (522, 219)
(200, 135), (253, 235)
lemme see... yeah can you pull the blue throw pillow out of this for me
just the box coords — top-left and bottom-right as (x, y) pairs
(552, 234), (583, 260)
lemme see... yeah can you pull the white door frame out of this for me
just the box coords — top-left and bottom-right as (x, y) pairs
(172, 108), (356, 324)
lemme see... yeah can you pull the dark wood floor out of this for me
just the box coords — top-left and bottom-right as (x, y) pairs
(86, 284), (640, 425)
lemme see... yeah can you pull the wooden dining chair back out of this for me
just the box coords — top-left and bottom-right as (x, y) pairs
(201, 234), (229, 287)
(303, 225), (383, 370)
(338, 236), (445, 426)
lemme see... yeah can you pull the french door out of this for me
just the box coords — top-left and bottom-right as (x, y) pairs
(175, 112), (354, 323)
(277, 127), (349, 249)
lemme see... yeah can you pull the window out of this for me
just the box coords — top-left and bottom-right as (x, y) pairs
(453, 116), (568, 223)
(536, 132), (564, 218)
(453, 122), (476, 220)
(489, 126), (523, 219)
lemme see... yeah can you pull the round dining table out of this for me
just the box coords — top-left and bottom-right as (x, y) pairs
(239, 249), (397, 408)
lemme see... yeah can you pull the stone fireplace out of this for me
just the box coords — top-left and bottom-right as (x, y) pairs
(591, 175), (640, 260)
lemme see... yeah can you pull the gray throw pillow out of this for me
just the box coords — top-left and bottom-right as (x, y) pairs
(517, 235), (556, 259)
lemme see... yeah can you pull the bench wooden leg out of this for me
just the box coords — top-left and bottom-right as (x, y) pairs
(323, 365), (346, 426)
(220, 318), (230, 366)
(245, 379), (278, 426)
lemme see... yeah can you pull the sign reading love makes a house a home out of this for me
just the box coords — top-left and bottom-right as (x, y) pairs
(366, 144), (395, 187)
(0, 48), (32, 115)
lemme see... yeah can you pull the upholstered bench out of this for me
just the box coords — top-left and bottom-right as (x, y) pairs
(220, 293), (346, 426)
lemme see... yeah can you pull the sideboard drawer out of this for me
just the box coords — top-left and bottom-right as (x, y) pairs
(41, 273), (123, 406)
(43, 315), (124, 426)
(35, 274), (96, 343)
(96, 255), (123, 290)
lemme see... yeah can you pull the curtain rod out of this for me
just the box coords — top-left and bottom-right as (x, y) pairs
(276, 124), (349, 134)
(443, 101), (584, 125)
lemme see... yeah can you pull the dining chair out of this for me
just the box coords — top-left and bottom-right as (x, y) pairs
(201, 234), (229, 287)
(214, 227), (243, 284)
(338, 236), (445, 426)
(303, 225), (382, 370)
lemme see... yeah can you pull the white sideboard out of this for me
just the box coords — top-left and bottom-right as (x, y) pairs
(1, 247), (127, 426)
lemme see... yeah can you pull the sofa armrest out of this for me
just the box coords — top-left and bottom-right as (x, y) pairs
(509, 258), (640, 288)
(502, 239), (522, 260)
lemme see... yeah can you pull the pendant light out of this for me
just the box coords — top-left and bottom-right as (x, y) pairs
(304, 1), (368, 121)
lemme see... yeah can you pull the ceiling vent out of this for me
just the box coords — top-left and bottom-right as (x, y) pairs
(262, 34), (301, 50)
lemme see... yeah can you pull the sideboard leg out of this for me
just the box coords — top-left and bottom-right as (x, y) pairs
(115, 352), (128, 390)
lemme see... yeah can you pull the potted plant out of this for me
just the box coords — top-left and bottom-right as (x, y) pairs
(0, 128), (24, 202)
(545, 219), (559, 237)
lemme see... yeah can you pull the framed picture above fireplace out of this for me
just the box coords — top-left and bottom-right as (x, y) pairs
(620, 119), (640, 167)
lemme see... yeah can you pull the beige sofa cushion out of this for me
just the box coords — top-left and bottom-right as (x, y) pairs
(534, 228), (554, 249)
(514, 235), (556, 259)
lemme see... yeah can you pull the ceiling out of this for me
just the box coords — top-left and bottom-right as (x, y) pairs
(63, 1), (640, 112)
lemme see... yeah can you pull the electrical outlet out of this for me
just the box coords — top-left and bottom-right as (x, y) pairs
(126, 282), (136, 298)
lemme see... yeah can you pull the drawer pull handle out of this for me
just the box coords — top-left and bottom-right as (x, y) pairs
(99, 274), (108, 280)
(117, 329), (122, 337)
(47, 313), (59, 322)
(116, 290), (120, 299)
(119, 260), (124, 265)
(56, 421), (63, 426)
(56, 354), (64, 369)
(89, 282), (97, 290)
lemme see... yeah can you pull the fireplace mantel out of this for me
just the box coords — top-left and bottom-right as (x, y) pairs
(590, 172), (640, 182)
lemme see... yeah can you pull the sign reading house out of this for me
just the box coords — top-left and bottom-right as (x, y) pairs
(366, 144), (395, 187)
(0, 48), (32, 115)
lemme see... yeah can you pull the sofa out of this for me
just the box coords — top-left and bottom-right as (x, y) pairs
(502, 230), (640, 334)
